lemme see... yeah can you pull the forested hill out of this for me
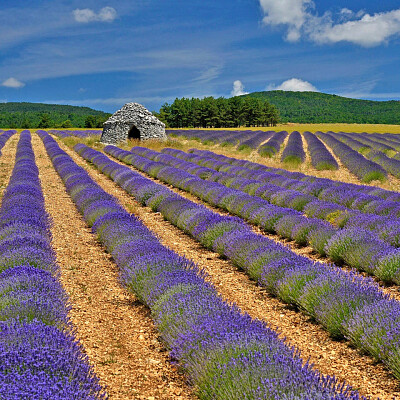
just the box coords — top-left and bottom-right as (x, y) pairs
(243, 91), (400, 124)
(0, 102), (111, 128)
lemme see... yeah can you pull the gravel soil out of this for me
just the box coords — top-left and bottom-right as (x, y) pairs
(0, 135), (18, 197)
(52, 138), (400, 399)
(32, 134), (194, 400)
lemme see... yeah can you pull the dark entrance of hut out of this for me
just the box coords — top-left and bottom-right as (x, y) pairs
(128, 125), (141, 139)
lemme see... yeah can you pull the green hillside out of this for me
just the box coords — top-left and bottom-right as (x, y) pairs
(0, 102), (111, 129)
(244, 91), (400, 125)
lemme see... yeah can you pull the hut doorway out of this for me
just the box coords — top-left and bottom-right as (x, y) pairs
(128, 125), (141, 139)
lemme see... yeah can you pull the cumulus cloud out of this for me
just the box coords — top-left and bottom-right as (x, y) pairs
(268, 78), (318, 92)
(259, 1), (400, 47)
(231, 80), (249, 96)
(309, 10), (400, 47)
(259, 0), (314, 42)
(1, 77), (25, 88)
(73, 7), (117, 23)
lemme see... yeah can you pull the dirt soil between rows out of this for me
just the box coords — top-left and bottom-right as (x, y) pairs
(49, 137), (400, 399)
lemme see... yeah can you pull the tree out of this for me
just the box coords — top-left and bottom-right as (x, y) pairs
(61, 119), (73, 128)
(84, 115), (97, 128)
(37, 113), (53, 128)
(21, 118), (31, 129)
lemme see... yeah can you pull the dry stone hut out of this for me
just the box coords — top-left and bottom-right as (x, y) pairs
(100, 102), (166, 144)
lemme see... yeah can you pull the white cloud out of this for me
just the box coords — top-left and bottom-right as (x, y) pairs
(259, 1), (400, 47)
(73, 7), (117, 23)
(98, 7), (117, 22)
(309, 10), (400, 47)
(268, 78), (318, 92)
(1, 77), (25, 88)
(231, 80), (248, 96)
(259, 0), (314, 42)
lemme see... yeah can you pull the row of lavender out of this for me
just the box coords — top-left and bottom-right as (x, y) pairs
(275, 131), (386, 182)
(0, 131), (104, 399)
(280, 131), (305, 165)
(36, 131), (364, 399)
(284, 130), (400, 178)
(169, 129), (344, 172)
(339, 132), (400, 154)
(258, 130), (339, 171)
(147, 146), (400, 281)
(257, 130), (400, 180)
(170, 129), (246, 145)
(0, 130), (16, 155)
(257, 130), (287, 157)
(47, 129), (102, 139)
(169, 129), (400, 179)
(93, 143), (400, 382)
(303, 131), (338, 170)
(184, 147), (400, 218)
(326, 131), (400, 179)
(169, 129), (335, 170)
(237, 130), (274, 150)
(370, 132), (400, 152)
(258, 129), (400, 180)
(168, 129), (277, 151)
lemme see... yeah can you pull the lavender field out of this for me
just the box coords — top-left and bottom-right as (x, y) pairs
(2, 128), (400, 399)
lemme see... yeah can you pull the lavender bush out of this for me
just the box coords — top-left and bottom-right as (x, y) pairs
(0, 129), (16, 155)
(280, 131), (305, 165)
(304, 131), (338, 170)
(258, 131), (288, 157)
(237, 131), (274, 151)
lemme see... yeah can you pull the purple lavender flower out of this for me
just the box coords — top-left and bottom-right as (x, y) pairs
(304, 131), (339, 170)
(258, 131), (288, 157)
(281, 131), (306, 165)
(317, 132), (387, 183)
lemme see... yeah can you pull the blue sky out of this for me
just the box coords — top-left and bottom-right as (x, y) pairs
(0, 0), (400, 113)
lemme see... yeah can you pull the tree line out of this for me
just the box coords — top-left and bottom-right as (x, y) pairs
(154, 96), (279, 128)
(0, 112), (110, 129)
(0, 103), (111, 129)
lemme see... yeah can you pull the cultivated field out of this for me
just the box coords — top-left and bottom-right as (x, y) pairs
(2, 127), (400, 399)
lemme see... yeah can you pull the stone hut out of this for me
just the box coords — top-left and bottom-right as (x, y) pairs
(101, 102), (166, 144)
